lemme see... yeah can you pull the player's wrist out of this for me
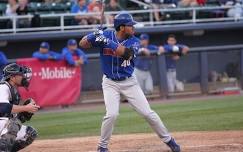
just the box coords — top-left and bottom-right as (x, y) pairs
(86, 34), (95, 42)
(106, 40), (119, 51)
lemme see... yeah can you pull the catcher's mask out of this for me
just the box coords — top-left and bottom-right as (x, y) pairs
(2, 63), (32, 88)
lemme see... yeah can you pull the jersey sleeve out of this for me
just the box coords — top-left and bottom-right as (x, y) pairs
(148, 45), (159, 53)
(0, 52), (8, 65)
(50, 51), (63, 60)
(0, 84), (10, 104)
(163, 44), (173, 53)
(32, 51), (49, 60)
(77, 49), (88, 64)
(62, 48), (76, 66)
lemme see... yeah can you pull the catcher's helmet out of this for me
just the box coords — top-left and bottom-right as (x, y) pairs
(2, 63), (32, 87)
(114, 12), (137, 29)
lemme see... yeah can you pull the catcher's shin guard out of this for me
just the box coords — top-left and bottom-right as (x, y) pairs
(11, 126), (38, 152)
(0, 118), (21, 152)
(0, 137), (15, 152)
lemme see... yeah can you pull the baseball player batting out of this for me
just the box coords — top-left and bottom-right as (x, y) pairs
(79, 12), (180, 152)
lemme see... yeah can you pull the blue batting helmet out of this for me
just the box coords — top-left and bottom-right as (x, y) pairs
(114, 12), (137, 29)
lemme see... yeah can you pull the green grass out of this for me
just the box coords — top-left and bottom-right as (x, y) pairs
(26, 96), (243, 139)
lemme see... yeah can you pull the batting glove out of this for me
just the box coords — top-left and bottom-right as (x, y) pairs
(95, 34), (109, 45)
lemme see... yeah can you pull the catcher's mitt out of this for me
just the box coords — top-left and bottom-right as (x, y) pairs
(17, 98), (35, 123)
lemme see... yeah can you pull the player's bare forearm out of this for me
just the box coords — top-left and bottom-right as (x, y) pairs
(12, 104), (39, 114)
(182, 46), (189, 55)
(79, 36), (92, 49)
(116, 45), (134, 60)
(115, 44), (126, 56)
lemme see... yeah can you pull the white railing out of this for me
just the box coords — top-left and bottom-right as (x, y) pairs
(0, 5), (241, 34)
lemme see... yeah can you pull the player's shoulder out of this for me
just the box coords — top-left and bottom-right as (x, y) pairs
(0, 82), (10, 91)
(62, 47), (69, 53)
(103, 29), (115, 37)
(129, 35), (140, 43)
(148, 44), (158, 50)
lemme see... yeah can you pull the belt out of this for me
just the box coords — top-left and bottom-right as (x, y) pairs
(106, 75), (131, 81)
(167, 68), (176, 72)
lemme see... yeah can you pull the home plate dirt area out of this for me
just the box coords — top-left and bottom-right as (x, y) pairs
(22, 131), (243, 152)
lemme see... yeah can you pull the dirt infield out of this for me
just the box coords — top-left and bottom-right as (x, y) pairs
(21, 131), (243, 152)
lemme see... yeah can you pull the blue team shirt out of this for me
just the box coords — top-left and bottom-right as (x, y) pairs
(62, 47), (88, 66)
(135, 44), (158, 71)
(164, 44), (185, 69)
(71, 4), (88, 13)
(0, 51), (8, 66)
(88, 30), (140, 80)
(32, 51), (63, 61)
(0, 51), (8, 79)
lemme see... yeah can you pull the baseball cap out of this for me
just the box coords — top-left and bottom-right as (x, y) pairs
(140, 34), (149, 40)
(67, 39), (77, 46)
(40, 42), (50, 49)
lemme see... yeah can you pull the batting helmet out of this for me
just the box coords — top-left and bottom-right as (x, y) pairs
(114, 12), (137, 29)
(2, 63), (32, 87)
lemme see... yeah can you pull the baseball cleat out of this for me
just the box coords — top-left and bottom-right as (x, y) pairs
(166, 138), (181, 152)
(97, 146), (109, 152)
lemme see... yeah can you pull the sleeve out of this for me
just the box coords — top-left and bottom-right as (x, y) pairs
(0, 85), (10, 104)
(163, 45), (173, 53)
(0, 52), (8, 65)
(71, 5), (78, 13)
(0, 85), (12, 116)
(0, 103), (13, 116)
(148, 45), (159, 53)
(50, 51), (63, 61)
(86, 30), (117, 49)
(62, 48), (76, 66)
(78, 49), (88, 64)
(177, 44), (187, 50)
(86, 32), (102, 47)
(32, 51), (49, 60)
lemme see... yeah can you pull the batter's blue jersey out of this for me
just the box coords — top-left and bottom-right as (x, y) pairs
(90, 30), (140, 80)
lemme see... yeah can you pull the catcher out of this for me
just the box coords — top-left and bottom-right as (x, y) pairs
(0, 63), (40, 152)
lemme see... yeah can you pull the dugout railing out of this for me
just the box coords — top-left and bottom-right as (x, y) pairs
(7, 44), (243, 100)
(85, 44), (243, 98)
(0, 5), (241, 34)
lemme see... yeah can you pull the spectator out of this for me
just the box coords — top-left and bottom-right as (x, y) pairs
(32, 42), (62, 61)
(163, 34), (189, 93)
(62, 39), (88, 66)
(134, 34), (164, 95)
(5, 0), (18, 16)
(5, 0), (18, 28)
(71, 0), (89, 25)
(16, 0), (29, 16)
(144, 0), (177, 21)
(105, 0), (123, 24)
(0, 51), (8, 80)
(227, 0), (242, 19)
(178, 0), (199, 7)
(88, 0), (102, 24)
(16, 0), (30, 28)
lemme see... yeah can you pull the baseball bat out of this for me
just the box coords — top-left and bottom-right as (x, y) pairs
(96, 0), (105, 29)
